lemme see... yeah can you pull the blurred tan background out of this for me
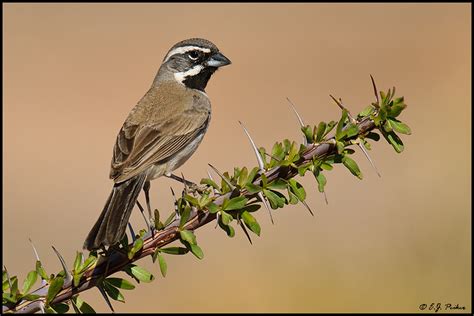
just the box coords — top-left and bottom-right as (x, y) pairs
(3, 3), (471, 313)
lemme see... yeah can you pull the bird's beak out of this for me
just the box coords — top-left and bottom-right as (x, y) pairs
(206, 52), (231, 68)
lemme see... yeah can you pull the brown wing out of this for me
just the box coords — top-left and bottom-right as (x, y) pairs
(110, 89), (210, 183)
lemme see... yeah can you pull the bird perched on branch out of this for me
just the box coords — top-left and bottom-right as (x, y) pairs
(84, 38), (231, 251)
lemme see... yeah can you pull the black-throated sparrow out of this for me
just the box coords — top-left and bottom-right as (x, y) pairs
(84, 38), (231, 251)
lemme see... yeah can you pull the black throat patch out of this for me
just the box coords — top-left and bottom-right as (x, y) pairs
(182, 67), (217, 91)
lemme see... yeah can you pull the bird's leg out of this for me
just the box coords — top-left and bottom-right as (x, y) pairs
(143, 181), (153, 222)
(164, 173), (207, 194)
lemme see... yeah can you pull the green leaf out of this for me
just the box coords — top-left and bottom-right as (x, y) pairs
(157, 253), (167, 277)
(154, 209), (164, 230)
(366, 132), (380, 141)
(324, 121), (337, 137)
(315, 121), (327, 142)
(267, 179), (288, 190)
(287, 189), (299, 205)
(36, 261), (48, 281)
(320, 162), (333, 171)
(383, 119), (393, 132)
(301, 125), (313, 144)
(224, 196), (248, 211)
(78, 254), (97, 274)
(384, 130), (405, 153)
(10, 276), (19, 298)
(218, 220), (235, 237)
(241, 203), (261, 213)
(179, 229), (197, 245)
(246, 167), (260, 184)
(3, 292), (17, 304)
(128, 238), (143, 260)
(245, 183), (262, 194)
(207, 202), (219, 214)
(258, 147), (268, 169)
(163, 211), (176, 227)
(263, 189), (286, 209)
(51, 302), (69, 314)
(200, 178), (220, 191)
(315, 172), (327, 193)
(286, 141), (300, 163)
(103, 282), (125, 303)
(105, 278), (135, 290)
(73, 252), (82, 273)
(388, 118), (411, 135)
(237, 167), (249, 187)
(179, 205), (191, 229)
(220, 211), (233, 225)
(288, 179), (306, 201)
(336, 141), (345, 154)
(241, 211), (261, 236)
(72, 295), (96, 314)
(335, 110), (348, 140)
(183, 194), (199, 207)
(125, 264), (155, 283)
(21, 270), (38, 294)
(342, 156), (363, 179)
(22, 294), (41, 301)
(160, 247), (189, 255)
(189, 244), (204, 260)
(358, 105), (375, 117)
(46, 276), (64, 306)
(343, 123), (359, 139)
(388, 98), (407, 117)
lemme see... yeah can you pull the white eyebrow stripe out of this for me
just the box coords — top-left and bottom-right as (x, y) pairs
(164, 46), (211, 62)
(174, 65), (204, 83)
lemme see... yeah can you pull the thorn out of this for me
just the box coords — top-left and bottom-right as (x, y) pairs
(3, 265), (12, 289)
(207, 170), (214, 182)
(323, 191), (329, 205)
(370, 74), (380, 108)
(329, 95), (356, 123)
(208, 163), (235, 190)
(264, 152), (282, 162)
(207, 170), (219, 194)
(136, 201), (151, 229)
(286, 97), (305, 127)
(239, 218), (253, 244)
(215, 212), (220, 229)
(286, 97), (308, 146)
(29, 238), (47, 285)
(180, 172), (188, 194)
(38, 301), (45, 314)
(357, 142), (381, 177)
(51, 246), (72, 284)
(98, 285), (115, 313)
(258, 191), (274, 224)
(128, 223), (136, 242)
(28, 238), (41, 261)
(238, 121), (265, 171)
(301, 200), (315, 216)
(170, 187), (180, 220)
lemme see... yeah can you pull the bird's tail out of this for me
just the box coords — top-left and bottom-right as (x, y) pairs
(83, 173), (147, 251)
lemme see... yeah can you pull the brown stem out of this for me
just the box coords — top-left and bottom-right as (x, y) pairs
(4, 117), (376, 314)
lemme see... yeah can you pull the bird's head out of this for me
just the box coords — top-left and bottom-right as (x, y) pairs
(155, 38), (231, 91)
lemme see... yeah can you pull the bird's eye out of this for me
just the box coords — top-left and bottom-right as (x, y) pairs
(188, 51), (200, 60)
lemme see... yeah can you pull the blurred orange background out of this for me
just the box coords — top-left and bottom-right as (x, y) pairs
(3, 3), (471, 313)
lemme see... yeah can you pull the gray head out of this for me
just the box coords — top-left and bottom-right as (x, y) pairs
(155, 38), (231, 91)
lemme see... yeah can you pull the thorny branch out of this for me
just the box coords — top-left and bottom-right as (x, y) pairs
(4, 116), (376, 314)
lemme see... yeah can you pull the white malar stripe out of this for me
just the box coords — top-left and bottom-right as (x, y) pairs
(174, 65), (204, 84)
(164, 46), (211, 62)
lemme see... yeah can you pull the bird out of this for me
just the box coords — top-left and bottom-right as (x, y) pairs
(84, 38), (231, 251)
